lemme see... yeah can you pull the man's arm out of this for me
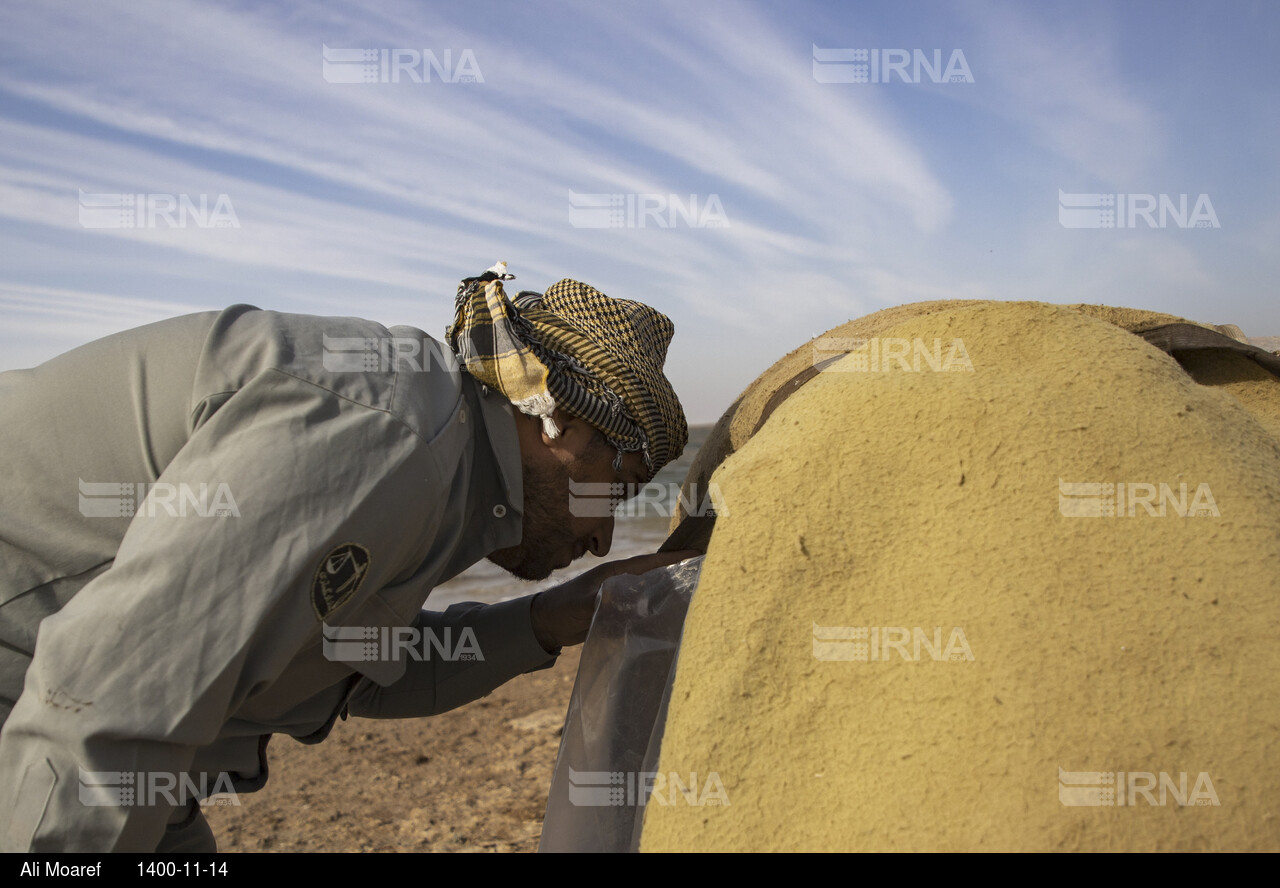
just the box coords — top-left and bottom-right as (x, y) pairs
(345, 597), (552, 719)
(347, 551), (698, 719)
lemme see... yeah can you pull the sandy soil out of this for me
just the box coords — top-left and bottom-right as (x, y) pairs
(203, 647), (581, 853)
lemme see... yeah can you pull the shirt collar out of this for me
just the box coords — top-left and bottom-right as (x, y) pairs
(471, 376), (523, 526)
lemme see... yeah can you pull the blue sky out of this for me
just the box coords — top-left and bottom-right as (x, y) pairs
(1, 0), (1276, 422)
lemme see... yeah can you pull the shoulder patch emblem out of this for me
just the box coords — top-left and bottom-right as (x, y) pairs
(312, 543), (371, 621)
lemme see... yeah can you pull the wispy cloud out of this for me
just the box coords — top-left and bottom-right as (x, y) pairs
(1, 0), (1275, 419)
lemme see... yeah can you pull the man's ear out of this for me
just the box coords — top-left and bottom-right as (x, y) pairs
(537, 409), (562, 447)
(539, 409), (596, 455)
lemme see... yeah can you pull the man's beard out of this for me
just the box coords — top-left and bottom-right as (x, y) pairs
(486, 451), (580, 581)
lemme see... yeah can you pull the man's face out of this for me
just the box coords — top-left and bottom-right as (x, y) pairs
(488, 413), (646, 581)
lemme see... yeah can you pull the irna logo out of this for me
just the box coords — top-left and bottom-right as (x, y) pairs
(1057, 480), (1219, 518)
(78, 191), (239, 229)
(812, 46), (974, 83)
(78, 480), (240, 518)
(567, 768), (729, 807)
(812, 625), (974, 662)
(813, 337), (974, 372)
(321, 623), (483, 663)
(1058, 768), (1219, 807)
(321, 45), (482, 83)
(569, 192), (730, 229)
(1058, 190), (1220, 229)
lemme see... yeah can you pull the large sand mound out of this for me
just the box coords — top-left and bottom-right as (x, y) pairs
(643, 301), (1280, 851)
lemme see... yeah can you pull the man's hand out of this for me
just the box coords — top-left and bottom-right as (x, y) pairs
(529, 550), (700, 652)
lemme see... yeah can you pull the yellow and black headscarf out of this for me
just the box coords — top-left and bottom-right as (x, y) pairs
(447, 262), (688, 480)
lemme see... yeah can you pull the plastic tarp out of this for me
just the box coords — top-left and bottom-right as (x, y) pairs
(538, 556), (703, 853)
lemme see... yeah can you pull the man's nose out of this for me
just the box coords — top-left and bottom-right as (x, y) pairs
(588, 516), (614, 557)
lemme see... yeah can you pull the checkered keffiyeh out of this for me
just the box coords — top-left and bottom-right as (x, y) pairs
(446, 262), (687, 478)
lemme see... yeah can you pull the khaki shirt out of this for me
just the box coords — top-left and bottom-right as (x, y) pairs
(0, 305), (555, 851)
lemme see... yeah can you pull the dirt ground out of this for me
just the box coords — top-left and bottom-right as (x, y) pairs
(203, 647), (581, 853)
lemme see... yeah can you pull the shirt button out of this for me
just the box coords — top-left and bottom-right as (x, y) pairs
(458, 407), (467, 424)
(492, 504), (507, 518)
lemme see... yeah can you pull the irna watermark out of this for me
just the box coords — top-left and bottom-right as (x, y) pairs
(78, 480), (239, 518)
(1057, 480), (1219, 518)
(812, 45), (973, 83)
(321, 45), (482, 83)
(1058, 767), (1219, 807)
(321, 623), (483, 663)
(567, 768), (729, 807)
(78, 769), (239, 807)
(321, 334), (459, 373)
(568, 191), (729, 229)
(812, 625), (974, 662)
(1058, 190), (1219, 229)
(567, 480), (726, 519)
(812, 337), (974, 372)
(78, 191), (239, 229)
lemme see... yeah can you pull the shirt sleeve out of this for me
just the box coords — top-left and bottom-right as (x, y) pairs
(0, 368), (445, 852)
(345, 597), (557, 720)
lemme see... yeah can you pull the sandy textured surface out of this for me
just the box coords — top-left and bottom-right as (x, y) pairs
(204, 648), (580, 852)
(646, 301), (1280, 851)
